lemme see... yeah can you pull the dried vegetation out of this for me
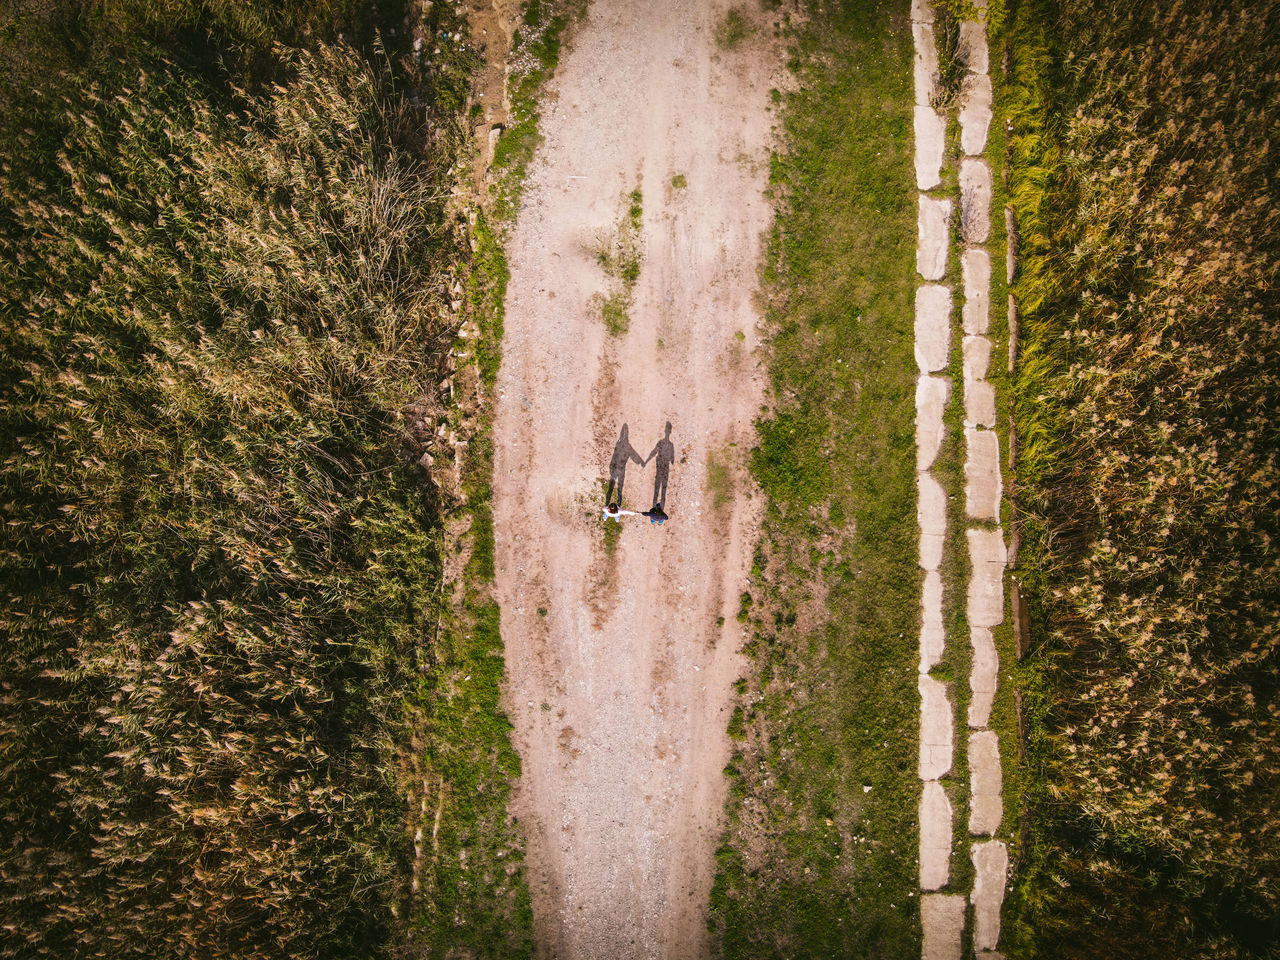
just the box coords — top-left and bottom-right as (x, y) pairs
(1005, 1), (1280, 955)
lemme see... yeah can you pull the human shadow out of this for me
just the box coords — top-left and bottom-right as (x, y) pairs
(645, 422), (675, 511)
(606, 423), (646, 507)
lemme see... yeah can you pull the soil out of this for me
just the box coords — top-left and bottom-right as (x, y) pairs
(490, 1), (785, 957)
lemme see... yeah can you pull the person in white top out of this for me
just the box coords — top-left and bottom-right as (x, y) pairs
(602, 504), (639, 522)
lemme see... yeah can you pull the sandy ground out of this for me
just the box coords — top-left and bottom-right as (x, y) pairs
(491, 2), (784, 957)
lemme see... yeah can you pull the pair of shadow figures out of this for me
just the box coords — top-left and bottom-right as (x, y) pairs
(606, 422), (674, 519)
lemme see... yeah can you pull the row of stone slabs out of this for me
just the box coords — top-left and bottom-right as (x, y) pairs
(911, 1), (1009, 959)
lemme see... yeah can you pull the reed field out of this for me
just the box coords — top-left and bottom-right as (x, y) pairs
(1003, 0), (1280, 955)
(0, 3), (502, 956)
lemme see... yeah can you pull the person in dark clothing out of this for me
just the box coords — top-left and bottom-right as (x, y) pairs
(642, 505), (668, 525)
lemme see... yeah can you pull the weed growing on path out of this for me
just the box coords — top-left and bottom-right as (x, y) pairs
(592, 187), (645, 336)
(715, 8), (755, 50)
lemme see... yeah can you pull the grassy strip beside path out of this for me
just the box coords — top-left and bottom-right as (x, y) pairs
(709, 1), (921, 956)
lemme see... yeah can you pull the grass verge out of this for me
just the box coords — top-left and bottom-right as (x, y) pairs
(404, 1), (587, 953)
(708, 1), (921, 956)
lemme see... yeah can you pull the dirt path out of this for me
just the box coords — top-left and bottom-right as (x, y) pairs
(491, 2), (784, 956)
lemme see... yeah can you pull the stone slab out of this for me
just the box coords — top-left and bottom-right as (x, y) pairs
(916, 375), (951, 472)
(920, 780), (953, 890)
(959, 73), (993, 155)
(913, 22), (940, 107)
(1008, 295), (1019, 374)
(922, 894), (966, 960)
(915, 106), (946, 190)
(968, 625), (998, 727)
(965, 427), (1002, 521)
(959, 16), (989, 75)
(915, 284), (953, 374)
(960, 158), (993, 245)
(918, 195), (952, 280)
(965, 379), (997, 429)
(919, 673), (954, 781)
(911, 0), (935, 23)
(1006, 205), (1018, 284)
(963, 334), (992, 384)
(921, 570), (945, 672)
(919, 470), (947, 571)
(972, 840), (1009, 953)
(962, 249), (991, 335)
(967, 528), (1007, 628)
(969, 731), (1003, 836)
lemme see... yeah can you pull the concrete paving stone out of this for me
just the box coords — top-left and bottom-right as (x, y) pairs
(922, 894), (966, 960)
(968, 731), (1003, 836)
(958, 12), (989, 75)
(1008, 294), (1019, 374)
(916, 375), (951, 472)
(968, 625), (998, 727)
(967, 528), (1007, 629)
(965, 379), (997, 429)
(919, 471), (947, 571)
(915, 285), (953, 374)
(921, 570), (945, 671)
(971, 840), (1009, 953)
(919, 673), (954, 781)
(911, 0), (935, 23)
(915, 106), (946, 190)
(960, 158), (993, 245)
(913, 22), (940, 107)
(962, 248), (991, 335)
(963, 334), (992, 384)
(920, 780), (953, 890)
(964, 427), (1002, 521)
(959, 73), (993, 155)
(918, 195), (952, 280)
(1006, 205), (1017, 283)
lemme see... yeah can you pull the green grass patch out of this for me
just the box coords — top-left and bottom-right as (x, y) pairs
(715, 7), (754, 49)
(709, 0), (922, 956)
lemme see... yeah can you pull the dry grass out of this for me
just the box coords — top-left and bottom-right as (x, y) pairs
(1005, 1), (1280, 954)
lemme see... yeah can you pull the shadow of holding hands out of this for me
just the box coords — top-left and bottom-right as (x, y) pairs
(604, 422), (675, 523)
